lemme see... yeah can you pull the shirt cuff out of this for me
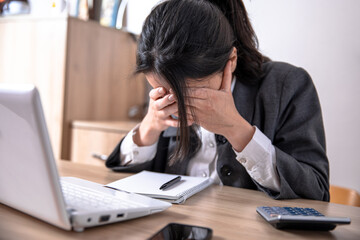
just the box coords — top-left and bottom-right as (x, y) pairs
(232, 127), (280, 192)
(120, 126), (158, 165)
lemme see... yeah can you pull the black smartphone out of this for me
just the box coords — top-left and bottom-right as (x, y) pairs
(148, 223), (212, 240)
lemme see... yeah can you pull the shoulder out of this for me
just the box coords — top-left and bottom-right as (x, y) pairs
(261, 61), (321, 115)
(261, 61), (314, 91)
(253, 61), (319, 113)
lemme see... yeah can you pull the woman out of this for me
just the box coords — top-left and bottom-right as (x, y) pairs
(106, 0), (329, 201)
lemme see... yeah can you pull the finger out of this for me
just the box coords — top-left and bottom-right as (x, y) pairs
(184, 102), (207, 124)
(187, 87), (208, 100)
(186, 114), (195, 123)
(149, 87), (166, 100)
(164, 118), (179, 128)
(172, 111), (179, 118)
(176, 107), (197, 124)
(154, 94), (176, 110)
(220, 60), (232, 92)
(170, 109), (195, 125)
(185, 96), (207, 109)
(158, 102), (178, 118)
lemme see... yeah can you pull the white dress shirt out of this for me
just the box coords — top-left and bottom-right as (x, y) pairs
(119, 80), (281, 192)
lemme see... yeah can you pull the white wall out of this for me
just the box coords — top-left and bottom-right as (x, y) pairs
(126, 0), (160, 35)
(243, 0), (360, 193)
(126, 0), (360, 193)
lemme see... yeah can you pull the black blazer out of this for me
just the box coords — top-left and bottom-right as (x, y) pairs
(106, 61), (330, 201)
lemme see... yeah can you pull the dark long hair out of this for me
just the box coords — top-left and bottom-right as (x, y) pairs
(136, 0), (265, 164)
(209, 0), (265, 81)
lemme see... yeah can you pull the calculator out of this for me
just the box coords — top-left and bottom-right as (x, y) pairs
(256, 206), (351, 231)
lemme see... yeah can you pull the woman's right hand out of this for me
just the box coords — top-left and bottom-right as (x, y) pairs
(133, 87), (179, 146)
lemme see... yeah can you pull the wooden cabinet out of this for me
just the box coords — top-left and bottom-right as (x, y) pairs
(0, 15), (146, 160)
(0, 15), (68, 159)
(71, 121), (138, 166)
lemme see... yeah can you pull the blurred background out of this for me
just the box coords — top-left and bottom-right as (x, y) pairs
(0, 0), (359, 195)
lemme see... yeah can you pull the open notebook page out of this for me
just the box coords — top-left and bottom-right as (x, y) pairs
(105, 170), (212, 203)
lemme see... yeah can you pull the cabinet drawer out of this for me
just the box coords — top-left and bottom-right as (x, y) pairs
(71, 121), (138, 166)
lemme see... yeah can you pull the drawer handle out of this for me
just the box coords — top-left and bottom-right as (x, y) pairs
(91, 153), (108, 161)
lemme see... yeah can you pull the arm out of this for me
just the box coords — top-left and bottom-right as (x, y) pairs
(269, 68), (329, 201)
(106, 130), (171, 173)
(105, 130), (157, 172)
(233, 127), (281, 192)
(187, 60), (329, 200)
(120, 125), (158, 166)
(106, 85), (178, 171)
(234, 66), (329, 201)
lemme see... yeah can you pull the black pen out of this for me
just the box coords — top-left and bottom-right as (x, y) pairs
(160, 176), (181, 190)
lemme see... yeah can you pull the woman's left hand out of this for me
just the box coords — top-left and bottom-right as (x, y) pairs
(186, 61), (255, 151)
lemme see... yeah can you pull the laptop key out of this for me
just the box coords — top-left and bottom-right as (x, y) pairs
(61, 180), (143, 210)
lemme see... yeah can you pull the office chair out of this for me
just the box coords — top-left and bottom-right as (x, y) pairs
(330, 185), (360, 207)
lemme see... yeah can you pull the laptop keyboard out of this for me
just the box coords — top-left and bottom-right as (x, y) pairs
(61, 180), (145, 211)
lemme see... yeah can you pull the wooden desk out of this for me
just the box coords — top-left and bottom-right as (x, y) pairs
(1, 161), (359, 239)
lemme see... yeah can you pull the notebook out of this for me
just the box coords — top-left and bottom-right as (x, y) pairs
(106, 171), (213, 204)
(0, 84), (171, 232)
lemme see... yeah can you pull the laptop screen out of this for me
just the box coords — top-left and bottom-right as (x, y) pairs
(0, 84), (71, 230)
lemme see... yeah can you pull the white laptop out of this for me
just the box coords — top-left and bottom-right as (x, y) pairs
(0, 84), (171, 232)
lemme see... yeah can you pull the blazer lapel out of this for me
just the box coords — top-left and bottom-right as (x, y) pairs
(232, 79), (258, 125)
